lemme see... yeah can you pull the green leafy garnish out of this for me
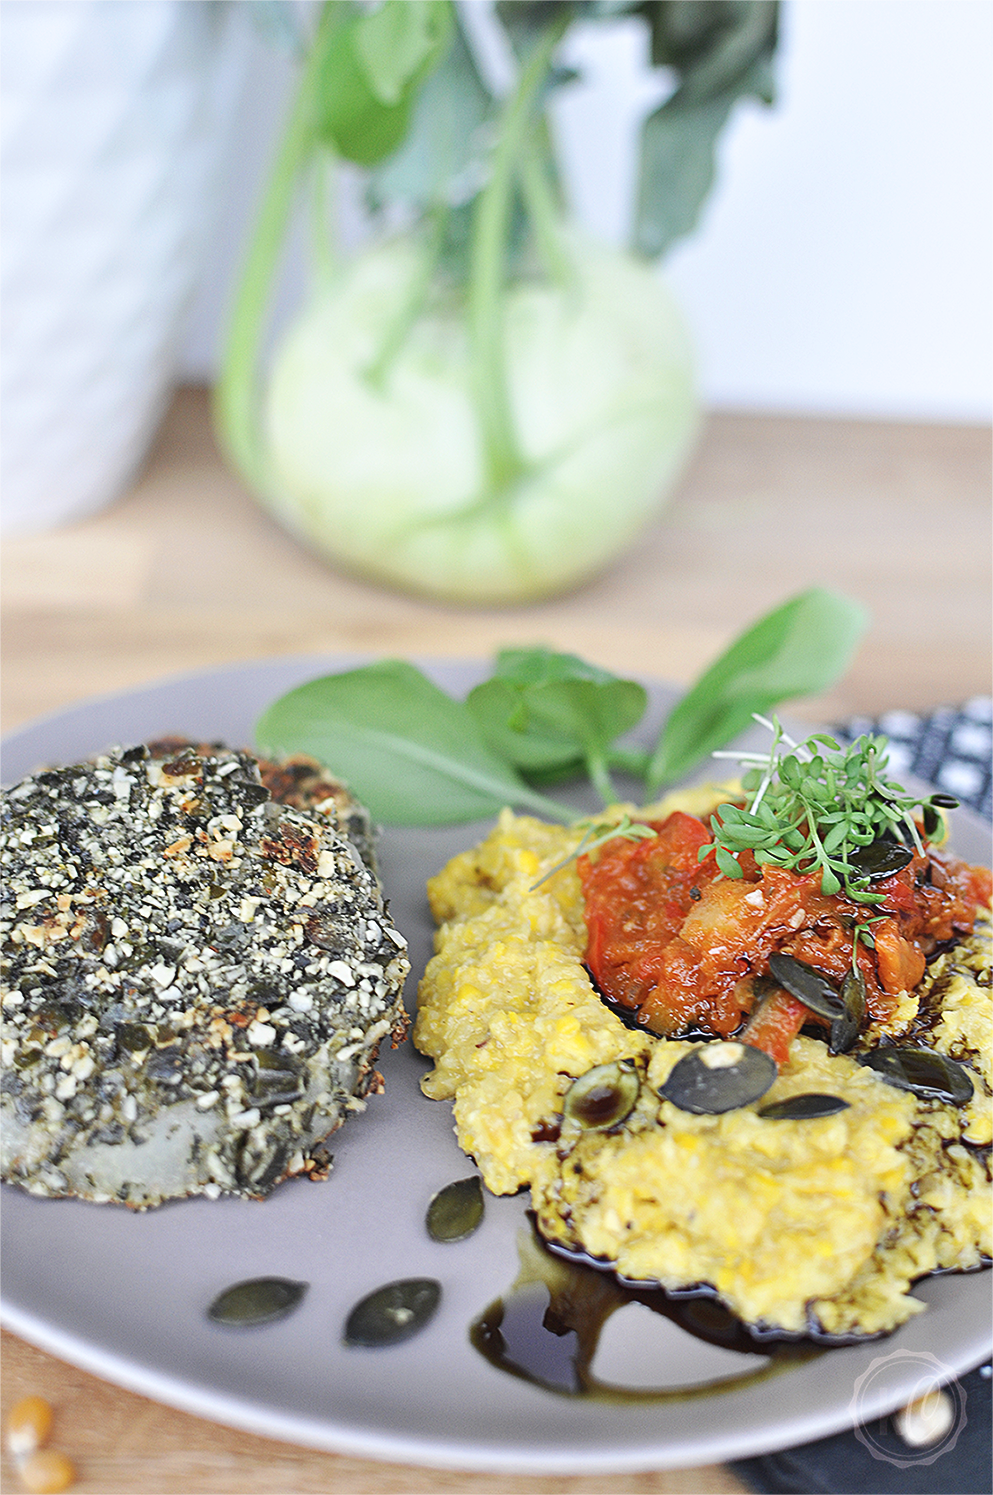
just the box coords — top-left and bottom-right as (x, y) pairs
(255, 589), (869, 827)
(701, 716), (957, 902)
(646, 589), (869, 791)
(255, 659), (577, 827)
(467, 648), (648, 803)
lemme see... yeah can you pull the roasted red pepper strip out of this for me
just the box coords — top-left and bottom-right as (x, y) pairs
(739, 990), (811, 1067)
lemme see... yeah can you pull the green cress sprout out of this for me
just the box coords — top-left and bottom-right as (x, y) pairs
(530, 813), (658, 890)
(255, 588), (868, 827)
(702, 716), (959, 903)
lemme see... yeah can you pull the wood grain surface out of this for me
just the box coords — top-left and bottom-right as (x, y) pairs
(1, 387), (990, 1495)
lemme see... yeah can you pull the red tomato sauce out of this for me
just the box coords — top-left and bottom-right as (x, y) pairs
(578, 809), (991, 1060)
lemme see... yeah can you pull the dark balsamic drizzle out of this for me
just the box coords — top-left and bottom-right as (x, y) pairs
(470, 1222), (823, 1401)
(582, 965), (725, 1044)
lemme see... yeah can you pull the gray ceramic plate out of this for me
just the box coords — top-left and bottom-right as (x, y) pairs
(2, 656), (990, 1475)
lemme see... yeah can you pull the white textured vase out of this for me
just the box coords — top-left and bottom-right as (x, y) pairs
(1, 0), (237, 534)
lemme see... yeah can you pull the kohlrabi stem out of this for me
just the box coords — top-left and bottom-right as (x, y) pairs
(468, 14), (568, 493)
(213, 7), (336, 493)
(363, 206), (446, 390)
(518, 126), (573, 291)
(310, 151), (339, 291)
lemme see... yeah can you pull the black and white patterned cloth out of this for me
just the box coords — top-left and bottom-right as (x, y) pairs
(731, 1363), (992, 1494)
(832, 698), (992, 822)
(732, 699), (992, 1494)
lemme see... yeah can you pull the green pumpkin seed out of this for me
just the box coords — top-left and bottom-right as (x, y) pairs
(767, 954), (844, 1021)
(758, 1093), (852, 1120)
(660, 1042), (777, 1115)
(847, 838), (913, 880)
(207, 1276), (307, 1327)
(33, 1001), (81, 1035)
(116, 1022), (152, 1053)
(562, 1059), (641, 1132)
(830, 967), (866, 1054)
(427, 1176), (484, 1242)
(859, 1046), (975, 1105)
(344, 1278), (441, 1347)
(922, 795), (958, 838)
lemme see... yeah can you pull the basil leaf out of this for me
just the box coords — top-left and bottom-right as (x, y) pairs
(646, 589), (869, 790)
(526, 681), (648, 757)
(255, 660), (573, 826)
(468, 676), (646, 775)
(533, 681), (648, 807)
(467, 678), (587, 776)
(468, 649), (648, 804)
(492, 646), (623, 688)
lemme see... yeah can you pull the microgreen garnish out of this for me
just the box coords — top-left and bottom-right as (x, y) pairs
(530, 814), (657, 891)
(701, 716), (958, 902)
(850, 915), (887, 967)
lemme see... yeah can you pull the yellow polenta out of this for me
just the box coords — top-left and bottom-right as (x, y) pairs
(414, 801), (992, 1338)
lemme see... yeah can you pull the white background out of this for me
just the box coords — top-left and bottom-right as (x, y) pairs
(180, 0), (993, 424)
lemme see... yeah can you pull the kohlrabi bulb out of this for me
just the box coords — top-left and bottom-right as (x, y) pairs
(262, 229), (699, 604)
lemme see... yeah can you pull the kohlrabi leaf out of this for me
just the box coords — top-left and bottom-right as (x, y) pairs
(634, 1), (779, 258)
(315, 33), (413, 165)
(635, 90), (738, 257)
(646, 588), (869, 790)
(496, 2), (582, 65)
(355, 0), (453, 106)
(638, 0), (776, 81)
(366, 18), (495, 215)
(255, 659), (574, 826)
(467, 648), (648, 804)
(315, 0), (453, 169)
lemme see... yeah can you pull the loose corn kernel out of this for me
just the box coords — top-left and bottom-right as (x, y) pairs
(6, 1396), (53, 1457)
(893, 1389), (955, 1448)
(17, 1448), (76, 1495)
